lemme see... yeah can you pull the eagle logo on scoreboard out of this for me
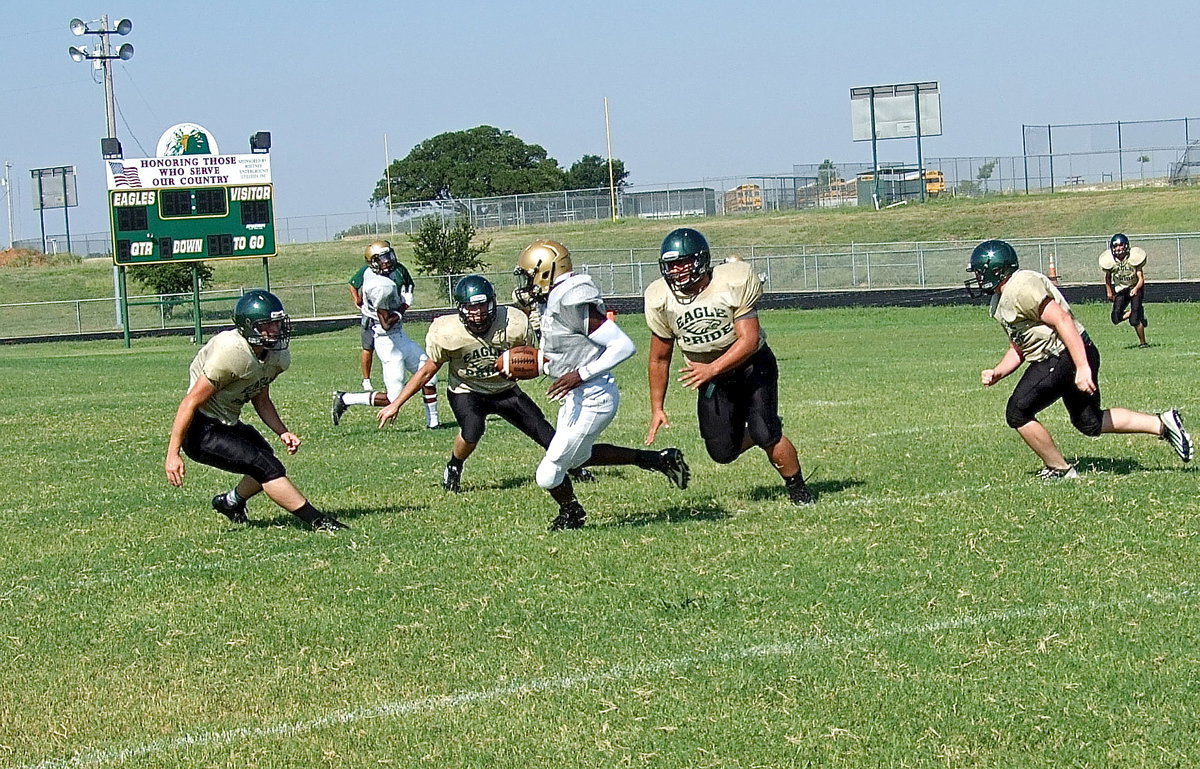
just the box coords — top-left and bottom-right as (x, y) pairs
(156, 123), (220, 157)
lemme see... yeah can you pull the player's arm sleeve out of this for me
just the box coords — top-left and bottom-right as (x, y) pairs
(576, 317), (636, 382)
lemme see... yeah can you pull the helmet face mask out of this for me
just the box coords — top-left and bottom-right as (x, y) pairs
(365, 240), (398, 275)
(659, 228), (712, 297)
(453, 275), (497, 336)
(965, 239), (1020, 297)
(233, 290), (291, 350)
(1109, 233), (1130, 261)
(514, 240), (572, 304)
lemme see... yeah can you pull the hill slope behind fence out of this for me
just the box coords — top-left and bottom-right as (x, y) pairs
(4, 234), (1200, 341)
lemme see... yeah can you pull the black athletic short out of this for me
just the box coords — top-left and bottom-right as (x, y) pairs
(181, 411), (287, 483)
(696, 344), (785, 464)
(360, 317), (377, 351)
(1111, 289), (1147, 327)
(449, 387), (554, 446)
(1005, 338), (1103, 437)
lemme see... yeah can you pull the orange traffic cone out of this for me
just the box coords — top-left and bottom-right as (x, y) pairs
(1047, 254), (1060, 285)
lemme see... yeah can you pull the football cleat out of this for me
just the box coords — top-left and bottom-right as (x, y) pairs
(1036, 465), (1079, 480)
(1159, 409), (1193, 463)
(442, 462), (462, 493)
(548, 501), (587, 531)
(331, 391), (348, 426)
(655, 448), (690, 490)
(311, 515), (348, 532)
(568, 467), (596, 483)
(211, 493), (249, 524)
(785, 474), (818, 505)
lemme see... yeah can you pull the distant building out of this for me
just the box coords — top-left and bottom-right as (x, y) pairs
(724, 184), (763, 213)
(623, 187), (718, 219)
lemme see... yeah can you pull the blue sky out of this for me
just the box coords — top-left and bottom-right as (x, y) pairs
(2, 0), (1196, 240)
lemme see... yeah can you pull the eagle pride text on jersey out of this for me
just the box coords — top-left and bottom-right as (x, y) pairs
(644, 261), (766, 363)
(425, 305), (534, 394)
(189, 329), (290, 425)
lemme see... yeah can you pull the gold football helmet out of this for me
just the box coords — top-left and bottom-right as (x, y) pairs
(514, 239), (572, 304)
(364, 240), (398, 275)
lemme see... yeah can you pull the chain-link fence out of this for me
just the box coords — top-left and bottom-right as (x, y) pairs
(6, 233), (1200, 341)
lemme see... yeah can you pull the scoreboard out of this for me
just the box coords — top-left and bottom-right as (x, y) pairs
(105, 152), (276, 265)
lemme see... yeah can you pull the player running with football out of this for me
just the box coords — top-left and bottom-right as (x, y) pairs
(1099, 233), (1150, 348)
(331, 240), (440, 429)
(967, 239), (1191, 478)
(643, 227), (817, 506)
(164, 290), (347, 531)
(511, 239), (690, 531)
(376, 274), (594, 492)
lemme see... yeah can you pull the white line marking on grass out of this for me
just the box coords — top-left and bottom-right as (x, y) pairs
(21, 588), (1194, 769)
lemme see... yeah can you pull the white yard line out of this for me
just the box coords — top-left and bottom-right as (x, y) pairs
(21, 588), (1193, 769)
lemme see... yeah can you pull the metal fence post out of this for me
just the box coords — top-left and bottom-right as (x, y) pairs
(76, 301), (83, 333)
(311, 284), (318, 317)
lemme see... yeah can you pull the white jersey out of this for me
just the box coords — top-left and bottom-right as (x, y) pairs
(539, 273), (606, 379)
(361, 268), (407, 337)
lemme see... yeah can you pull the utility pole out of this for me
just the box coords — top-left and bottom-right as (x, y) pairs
(2, 162), (13, 249)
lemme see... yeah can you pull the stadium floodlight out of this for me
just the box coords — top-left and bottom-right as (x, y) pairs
(70, 17), (87, 35)
(68, 45), (87, 62)
(114, 18), (132, 35)
(117, 43), (133, 60)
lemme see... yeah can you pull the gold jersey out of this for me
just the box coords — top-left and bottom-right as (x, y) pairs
(188, 329), (290, 425)
(644, 260), (766, 363)
(425, 305), (535, 394)
(1098, 246), (1147, 292)
(990, 270), (1086, 363)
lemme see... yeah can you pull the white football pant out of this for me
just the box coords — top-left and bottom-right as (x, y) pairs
(536, 374), (618, 489)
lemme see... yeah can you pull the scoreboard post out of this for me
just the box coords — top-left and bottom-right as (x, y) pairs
(105, 123), (276, 346)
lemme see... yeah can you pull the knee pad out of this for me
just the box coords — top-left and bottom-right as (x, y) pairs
(248, 450), (287, 484)
(536, 457), (566, 489)
(1005, 401), (1033, 430)
(704, 439), (741, 465)
(1071, 412), (1103, 437)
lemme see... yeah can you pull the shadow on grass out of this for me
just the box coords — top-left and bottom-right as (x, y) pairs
(607, 501), (732, 528)
(745, 477), (865, 503)
(1072, 456), (1149, 475)
(247, 504), (412, 530)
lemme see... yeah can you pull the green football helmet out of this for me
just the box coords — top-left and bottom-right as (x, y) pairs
(660, 227), (713, 296)
(453, 274), (497, 336)
(233, 289), (291, 350)
(966, 239), (1019, 297)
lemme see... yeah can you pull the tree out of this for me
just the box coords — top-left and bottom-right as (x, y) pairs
(976, 160), (998, 193)
(129, 262), (214, 318)
(817, 159), (840, 189)
(372, 126), (566, 207)
(409, 216), (491, 300)
(564, 154), (629, 191)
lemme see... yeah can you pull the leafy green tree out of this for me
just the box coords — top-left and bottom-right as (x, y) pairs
(817, 159), (840, 189)
(129, 262), (214, 318)
(409, 216), (492, 299)
(564, 154), (629, 191)
(977, 160), (998, 193)
(373, 126), (566, 206)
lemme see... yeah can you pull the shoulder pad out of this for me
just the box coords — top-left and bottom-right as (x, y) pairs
(558, 275), (602, 308)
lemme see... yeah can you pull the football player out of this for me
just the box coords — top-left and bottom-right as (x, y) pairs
(164, 290), (346, 531)
(968, 239), (1191, 478)
(510, 240), (690, 531)
(376, 275), (595, 492)
(1099, 233), (1150, 347)
(332, 240), (440, 428)
(644, 228), (816, 505)
(347, 260), (377, 391)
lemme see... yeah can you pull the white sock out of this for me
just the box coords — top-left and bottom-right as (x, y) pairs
(425, 402), (439, 426)
(344, 391), (375, 406)
(361, 378), (373, 391)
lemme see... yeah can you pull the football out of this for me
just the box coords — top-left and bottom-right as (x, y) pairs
(496, 345), (543, 380)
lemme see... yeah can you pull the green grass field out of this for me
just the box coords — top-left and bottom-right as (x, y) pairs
(3, 301), (1199, 767)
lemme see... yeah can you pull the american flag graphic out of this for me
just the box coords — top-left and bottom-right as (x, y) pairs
(108, 161), (142, 188)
